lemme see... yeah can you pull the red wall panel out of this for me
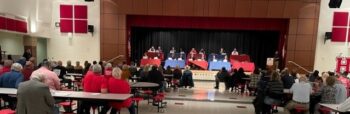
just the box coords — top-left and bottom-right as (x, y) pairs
(16, 20), (27, 33)
(60, 19), (73, 32)
(74, 20), (87, 33)
(74, 5), (88, 19)
(6, 18), (17, 31)
(333, 12), (349, 27)
(332, 27), (347, 42)
(0, 17), (5, 30)
(60, 5), (73, 18)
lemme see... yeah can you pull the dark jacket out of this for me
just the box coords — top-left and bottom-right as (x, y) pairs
(281, 75), (295, 89)
(148, 69), (164, 86)
(265, 80), (284, 99)
(173, 69), (182, 79)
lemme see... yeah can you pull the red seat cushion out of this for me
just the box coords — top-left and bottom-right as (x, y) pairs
(295, 106), (307, 113)
(143, 90), (152, 94)
(132, 97), (144, 103)
(319, 107), (331, 114)
(0, 109), (15, 114)
(59, 101), (76, 106)
(154, 95), (164, 102)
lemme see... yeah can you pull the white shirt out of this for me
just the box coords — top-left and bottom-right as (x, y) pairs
(290, 82), (312, 103)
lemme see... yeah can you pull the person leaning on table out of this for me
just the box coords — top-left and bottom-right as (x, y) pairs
(16, 72), (55, 114)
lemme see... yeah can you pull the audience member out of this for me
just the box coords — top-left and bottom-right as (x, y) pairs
(103, 67), (136, 114)
(284, 76), (312, 114)
(214, 67), (230, 90)
(80, 64), (108, 114)
(22, 61), (34, 81)
(248, 68), (260, 95)
(121, 65), (131, 80)
(262, 71), (283, 114)
(31, 61), (61, 90)
(74, 61), (83, 74)
(148, 46), (156, 52)
(148, 66), (165, 91)
(180, 66), (194, 88)
(66, 60), (75, 73)
(172, 66), (182, 88)
(315, 76), (337, 114)
(16, 73), (55, 114)
(169, 47), (176, 54)
(220, 48), (226, 55)
(309, 70), (319, 82)
(0, 60), (13, 76)
(281, 68), (295, 89)
(0, 63), (24, 109)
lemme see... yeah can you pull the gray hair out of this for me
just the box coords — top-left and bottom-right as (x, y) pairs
(92, 64), (102, 73)
(11, 63), (23, 71)
(30, 72), (46, 82)
(105, 63), (112, 68)
(112, 67), (122, 79)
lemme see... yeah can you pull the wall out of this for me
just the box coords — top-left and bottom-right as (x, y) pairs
(0, 0), (100, 64)
(101, 0), (320, 71)
(0, 31), (24, 56)
(314, 0), (350, 72)
(36, 38), (47, 64)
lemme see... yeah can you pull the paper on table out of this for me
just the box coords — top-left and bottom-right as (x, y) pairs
(53, 92), (72, 96)
(91, 93), (100, 95)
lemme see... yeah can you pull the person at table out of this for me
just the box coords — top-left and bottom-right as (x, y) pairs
(173, 66), (182, 89)
(281, 68), (295, 89)
(248, 68), (260, 96)
(214, 67), (230, 90)
(148, 46), (156, 52)
(190, 48), (197, 55)
(74, 61), (83, 74)
(104, 63), (113, 80)
(284, 76), (312, 114)
(231, 48), (239, 55)
(16, 72), (55, 114)
(0, 63), (24, 109)
(337, 72), (350, 94)
(223, 55), (228, 62)
(262, 71), (283, 114)
(148, 66), (165, 92)
(212, 55), (218, 62)
(100, 67), (136, 114)
(81, 64), (108, 114)
(139, 65), (150, 82)
(237, 68), (249, 94)
(22, 61), (34, 81)
(337, 96), (350, 114)
(178, 54), (183, 60)
(170, 47), (176, 54)
(66, 60), (75, 73)
(142, 53), (149, 59)
(199, 48), (205, 55)
(0, 60), (12, 76)
(156, 46), (162, 53)
(180, 66), (194, 89)
(164, 66), (173, 88)
(309, 70), (319, 82)
(179, 48), (185, 54)
(31, 61), (61, 90)
(220, 48), (226, 55)
(83, 62), (91, 75)
(314, 76), (337, 114)
(310, 77), (323, 114)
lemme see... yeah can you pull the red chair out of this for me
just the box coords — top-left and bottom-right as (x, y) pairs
(0, 109), (15, 114)
(59, 101), (76, 113)
(153, 93), (167, 112)
(319, 107), (331, 114)
(271, 104), (279, 113)
(132, 97), (144, 114)
(294, 105), (307, 114)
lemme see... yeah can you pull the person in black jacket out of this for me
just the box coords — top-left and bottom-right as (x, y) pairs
(172, 66), (182, 89)
(148, 66), (165, 92)
(214, 67), (231, 90)
(263, 71), (284, 114)
(180, 66), (194, 88)
(281, 68), (295, 89)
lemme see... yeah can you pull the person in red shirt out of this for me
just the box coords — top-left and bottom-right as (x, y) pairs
(104, 63), (113, 80)
(0, 60), (12, 76)
(102, 67), (135, 114)
(22, 61), (34, 81)
(338, 72), (350, 96)
(79, 64), (108, 114)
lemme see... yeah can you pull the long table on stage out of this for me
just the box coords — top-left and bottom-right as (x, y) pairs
(140, 59), (161, 66)
(230, 55), (250, 62)
(231, 61), (255, 72)
(208, 61), (231, 71)
(0, 88), (132, 101)
(164, 59), (186, 69)
(188, 60), (208, 70)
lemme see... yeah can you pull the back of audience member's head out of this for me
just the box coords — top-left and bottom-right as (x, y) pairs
(313, 70), (319, 76)
(122, 64), (129, 70)
(76, 61), (80, 66)
(238, 68), (244, 74)
(328, 71), (335, 76)
(253, 68), (260, 75)
(41, 61), (51, 69)
(105, 63), (112, 69)
(270, 71), (281, 82)
(4, 60), (13, 67)
(151, 66), (158, 71)
(11, 63), (23, 72)
(342, 71), (348, 77)
(112, 67), (122, 79)
(185, 65), (191, 70)
(92, 64), (102, 74)
(299, 75), (308, 83)
(57, 61), (63, 66)
(30, 73), (46, 82)
(315, 77), (323, 83)
(326, 76), (336, 86)
(67, 60), (72, 66)
(25, 61), (34, 69)
(166, 66), (171, 70)
(221, 67), (227, 72)
(93, 61), (97, 65)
